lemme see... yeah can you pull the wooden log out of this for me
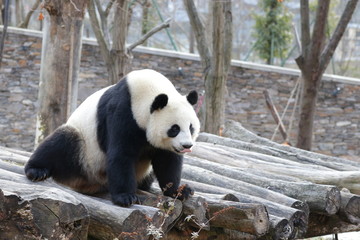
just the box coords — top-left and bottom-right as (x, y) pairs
(0, 179), (89, 240)
(263, 89), (287, 141)
(339, 191), (360, 224)
(197, 132), (356, 172)
(181, 196), (209, 230)
(181, 179), (308, 239)
(184, 156), (340, 215)
(0, 166), (165, 240)
(306, 213), (360, 237)
(192, 141), (335, 172)
(260, 215), (292, 240)
(165, 227), (257, 240)
(0, 159), (24, 175)
(140, 194), (184, 232)
(205, 200), (269, 237)
(189, 144), (360, 194)
(149, 184), (269, 237)
(242, 166), (305, 182)
(221, 120), (360, 170)
(0, 145), (32, 157)
(227, 193), (307, 239)
(197, 192), (293, 240)
(182, 164), (308, 212)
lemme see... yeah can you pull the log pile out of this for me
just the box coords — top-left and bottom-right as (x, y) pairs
(1, 120), (360, 239)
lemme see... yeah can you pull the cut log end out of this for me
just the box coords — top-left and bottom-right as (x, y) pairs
(340, 192), (360, 224)
(325, 187), (341, 215)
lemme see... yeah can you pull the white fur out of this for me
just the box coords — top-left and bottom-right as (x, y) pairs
(127, 69), (200, 153)
(66, 86), (112, 183)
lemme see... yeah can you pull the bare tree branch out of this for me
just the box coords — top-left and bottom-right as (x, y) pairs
(299, 0), (310, 59)
(183, 0), (211, 71)
(94, 0), (104, 15)
(320, 0), (359, 71)
(18, 0), (41, 28)
(128, 18), (171, 51)
(87, 0), (111, 64)
(309, 0), (329, 67)
(105, 0), (115, 17)
(94, 0), (111, 46)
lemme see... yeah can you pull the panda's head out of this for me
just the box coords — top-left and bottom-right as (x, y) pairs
(147, 90), (200, 154)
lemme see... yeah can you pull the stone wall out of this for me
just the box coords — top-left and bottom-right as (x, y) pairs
(1, 27), (359, 159)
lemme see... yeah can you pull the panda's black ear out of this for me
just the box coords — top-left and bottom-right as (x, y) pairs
(187, 90), (198, 105)
(151, 94), (168, 113)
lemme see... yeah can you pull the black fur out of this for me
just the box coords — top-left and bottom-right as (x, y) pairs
(96, 78), (191, 206)
(150, 94), (168, 113)
(25, 126), (84, 184)
(186, 90), (198, 105)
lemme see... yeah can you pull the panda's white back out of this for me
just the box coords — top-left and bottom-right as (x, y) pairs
(66, 86), (112, 182)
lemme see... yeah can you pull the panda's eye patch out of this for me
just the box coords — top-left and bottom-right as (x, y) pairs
(168, 124), (180, 138)
(190, 124), (194, 135)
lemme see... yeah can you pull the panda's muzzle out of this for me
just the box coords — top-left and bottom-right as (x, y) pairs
(174, 144), (193, 153)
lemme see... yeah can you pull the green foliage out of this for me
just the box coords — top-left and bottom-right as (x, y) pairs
(252, 0), (293, 64)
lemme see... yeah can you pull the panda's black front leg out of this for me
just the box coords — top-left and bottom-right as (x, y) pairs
(152, 150), (194, 200)
(107, 148), (139, 207)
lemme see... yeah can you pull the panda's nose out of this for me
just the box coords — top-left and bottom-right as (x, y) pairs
(182, 144), (193, 149)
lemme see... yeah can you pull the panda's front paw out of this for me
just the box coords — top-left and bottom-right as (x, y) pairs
(177, 184), (194, 200)
(164, 184), (194, 201)
(25, 167), (50, 182)
(112, 193), (139, 207)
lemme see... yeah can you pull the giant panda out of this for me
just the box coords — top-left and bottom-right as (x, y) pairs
(25, 69), (200, 207)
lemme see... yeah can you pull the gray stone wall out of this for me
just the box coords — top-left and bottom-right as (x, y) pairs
(1, 27), (359, 159)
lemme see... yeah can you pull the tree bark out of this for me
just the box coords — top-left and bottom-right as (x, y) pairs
(183, 0), (232, 134)
(35, 0), (86, 144)
(110, 0), (130, 83)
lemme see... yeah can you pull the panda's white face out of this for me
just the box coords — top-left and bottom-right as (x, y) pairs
(146, 95), (200, 154)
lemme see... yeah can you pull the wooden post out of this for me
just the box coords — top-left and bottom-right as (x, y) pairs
(263, 89), (287, 141)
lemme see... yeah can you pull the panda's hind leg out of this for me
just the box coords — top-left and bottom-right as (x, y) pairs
(138, 172), (155, 191)
(25, 125), (83, 183)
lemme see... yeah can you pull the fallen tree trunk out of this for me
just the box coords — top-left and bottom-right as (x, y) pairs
(197, 192), (293, 240)
(191, 142), (335, 172)
(182, 179), (307, 239)
(2, 127), (360, 239)
(0, 165), (166, 240)
(306, 213), (360, 237)
(184, 156), (340, 215)
(339, 191), (360, 224)
(205, 200), (269, 237)
(221, 120), (360, 170)
(182, 164), (308, 212)
(0, 180), (89, 240)
(188, 143), (360, 194)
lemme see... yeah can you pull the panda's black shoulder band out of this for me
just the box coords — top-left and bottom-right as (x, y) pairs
(150, 94), (168, 113)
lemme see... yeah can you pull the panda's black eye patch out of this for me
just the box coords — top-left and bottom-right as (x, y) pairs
(190, 124), (194, 135)
(167, 124), (180, 138)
